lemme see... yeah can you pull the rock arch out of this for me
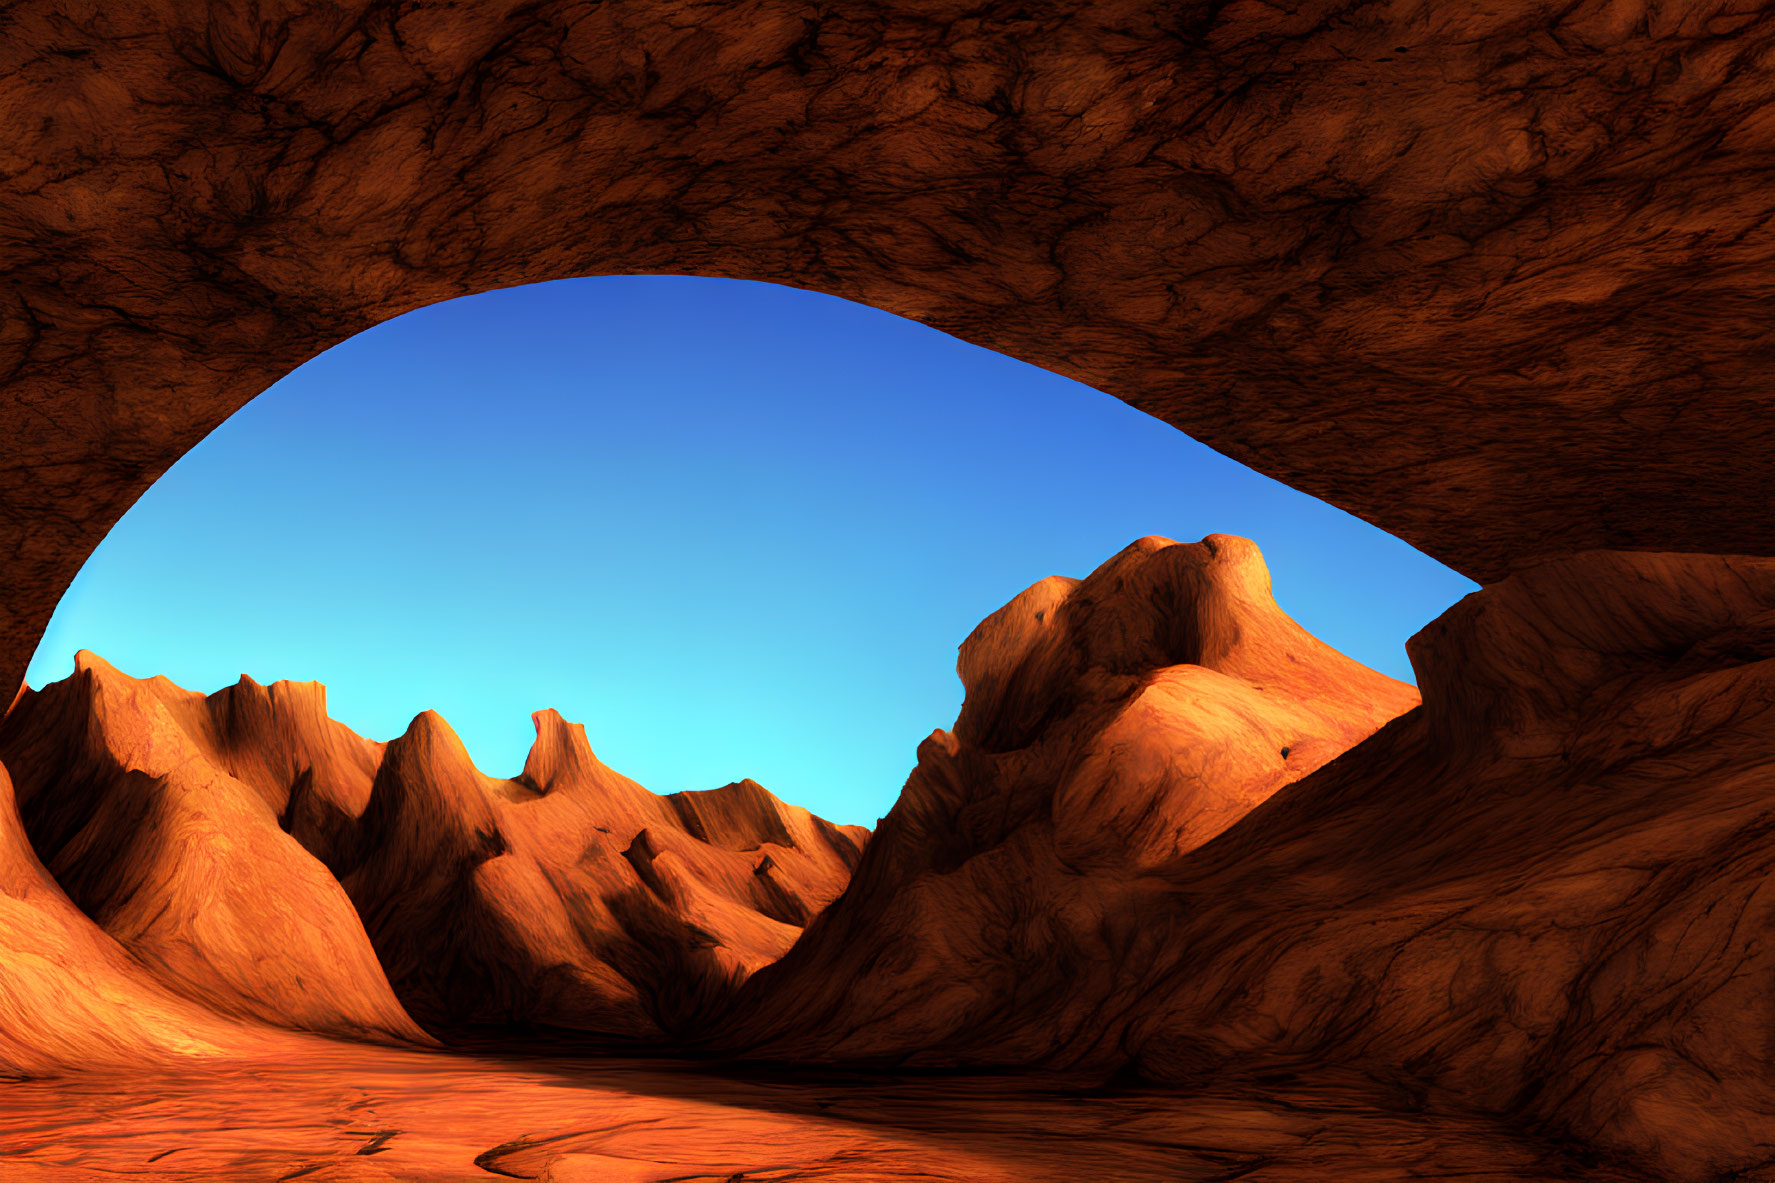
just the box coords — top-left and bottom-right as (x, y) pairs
(4, 0), (1775, 695)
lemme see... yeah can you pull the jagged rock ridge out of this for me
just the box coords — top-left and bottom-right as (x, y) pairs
(0, 657), (426, 1046)
(0, 656), (867, 1044)
(339, 704), (866, 1037)
(0, 754), (280, 1078)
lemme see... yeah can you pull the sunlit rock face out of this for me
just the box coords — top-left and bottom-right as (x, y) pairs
(1120, 550), (1775, 1182)
(5, 0), (1775, 700)
(718, 534), (1420, 1061)
(0, 654), (429, 1047)
(0, 658), (866, 1044)
(0, 755), (279, 1078)
(727, 546), (1775, 1181)
(340, 706), (866, 1037)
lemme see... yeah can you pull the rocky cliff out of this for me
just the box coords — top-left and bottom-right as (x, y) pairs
(0, 655), (428, 1045)
(337, 705), (866, 1037)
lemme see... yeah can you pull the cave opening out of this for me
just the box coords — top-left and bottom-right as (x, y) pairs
(22, 274), (1477, 831)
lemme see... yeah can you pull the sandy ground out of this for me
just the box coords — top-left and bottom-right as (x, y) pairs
(0, 1043), (1648, 1182)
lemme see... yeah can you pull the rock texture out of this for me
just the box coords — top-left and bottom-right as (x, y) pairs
(0, 653), (431, 1046)
(1119, 549), (1775, 1181)
(726, 544), (1775, 1181)
(7, 0), (1775, 698)
(6, 3), (1775, 1169)
(0, 754), (272, 1077)
(0, 655), (866, 1044)
(339, 706), (866, 1037)
(720, 534), (1420, 1060)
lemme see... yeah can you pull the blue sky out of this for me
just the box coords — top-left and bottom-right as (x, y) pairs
(29, 276), (1476, 827)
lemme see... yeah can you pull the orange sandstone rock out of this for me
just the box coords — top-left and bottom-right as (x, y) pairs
(719, 534), (1418, 1062)
(0, 656), (867, 1044)
(725, 544), (1775, 1181)
(340, 706), (865, 1037)
(0, 653), (430, 1046)
(0, 753), (274, 1077)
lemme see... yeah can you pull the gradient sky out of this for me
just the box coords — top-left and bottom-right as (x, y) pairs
(28, 276), (1477, 827)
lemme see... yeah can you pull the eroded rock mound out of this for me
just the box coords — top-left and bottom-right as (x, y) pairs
(0, 754), (273, 1077)
(1118, 549), (1775, 1181)
(0, 654), (429, 1046)
(719, 534), (1419, 1062)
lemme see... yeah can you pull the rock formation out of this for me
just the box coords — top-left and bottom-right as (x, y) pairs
(337, 705), (866, 1037)
(720, 534), (1420, 1060)
(0, 753), (273, 1077)
(4, 2), (1775, 1175)
(1117, 548), (1775, 1181)
(724, 543), (1775, 1181)
(0, 654), (866, 1045)
(6, 1), (1775, 700)
(5, 534), (1775, 1177)
(0, 653), (431, 1046)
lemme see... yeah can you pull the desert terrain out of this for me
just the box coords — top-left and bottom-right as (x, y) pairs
(4, 534), (1768, 1178)
(5, 1), (1775, 1177)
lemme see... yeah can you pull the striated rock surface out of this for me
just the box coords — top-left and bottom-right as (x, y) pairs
(339, 706), (867, 1037)
(0, 653), (430, 1046)
(727, 545), (1775, 1181)
(720, 534), (1420, 1061)
(0, 655), (867, 1043)
(7, 1), (1775, 699)
(0, 1044), (1640, 1182)
(0, 754), (273, 1077)
(1113, 549), (1775, 1181)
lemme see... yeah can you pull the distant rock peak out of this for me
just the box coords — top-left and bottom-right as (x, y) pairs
(667, 779), (797, 852)
(519, 707), (601, 793)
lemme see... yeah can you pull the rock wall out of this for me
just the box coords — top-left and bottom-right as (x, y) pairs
(7, 0), (1775, 696)
(0, 753), (276, 1077)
